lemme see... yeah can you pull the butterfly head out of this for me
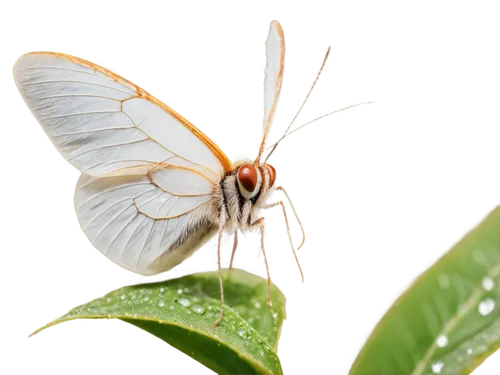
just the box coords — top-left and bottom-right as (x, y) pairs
(236, 162), (276, 200)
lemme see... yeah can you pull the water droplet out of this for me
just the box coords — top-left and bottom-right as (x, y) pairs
(254, 302), (261, 309)
(177, 298), (191, 307)
(168, 304), (175, 311)
(143, 296), (150, 302)
(272, 312), (278, 319)
(157, 299), (165, 307)
(237, 327), (246, 338)
(192, 305), (205, 315)
(478, 298), (495, 316)
(177, 288), (183, 294)
(467, 348), (473, 354)
(192, 296), (201, 302)
(159, 287), (165, 294)
(106, 297), (113, 303)
(432, 361), (444, 374)
(482, 277), (495, 291)
(120, 294), (127, 301)
(436, 335), (448, 347)
(438, 274), (450, 289)
(259, 350), (264, 356)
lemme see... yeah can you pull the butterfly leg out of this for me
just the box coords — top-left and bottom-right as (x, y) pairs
(228, 231), (239, 272)
(251, 217), (272, 306)
(278, 186), (307, 281)
(213, 229), (225, 327)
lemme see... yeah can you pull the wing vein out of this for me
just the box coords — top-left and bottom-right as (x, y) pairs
(70, 138), (150, 160)
(135, 220), (156, 269)
(23, 79), (134, 96)
(52, 126), (135, 138)
(106, 212), (139, 254)
(135, 190), (164, 209)
(93, 204), (134, 241)
(34, 94), (123, 102)
(156, 195), (175, 216)
(120, 216), (147, 259)
(76, 182), (153, 208)
(43, 110), (121, 121)
(16, 66), (104, 77)
(83, 197), (133, 230)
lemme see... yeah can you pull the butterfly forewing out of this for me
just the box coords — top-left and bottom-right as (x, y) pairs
(13, 52), (232, 178)
(14, 52), (231, 275)
(259, 20), (285, 159)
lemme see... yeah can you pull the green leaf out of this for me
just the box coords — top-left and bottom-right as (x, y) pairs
(31, 269), (285, 375)
(350, 206), (500, 375)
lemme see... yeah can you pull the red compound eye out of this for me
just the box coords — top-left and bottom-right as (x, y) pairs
(237, 163), (258, 193)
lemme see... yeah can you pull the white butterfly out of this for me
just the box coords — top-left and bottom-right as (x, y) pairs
(14, 20), (368, 326)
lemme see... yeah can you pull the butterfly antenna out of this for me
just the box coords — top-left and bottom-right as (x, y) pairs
(265, 44), (333, 160)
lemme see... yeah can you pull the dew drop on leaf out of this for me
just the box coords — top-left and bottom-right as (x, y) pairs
(436, 335), (448, 348)
(237, 327), (246, 338)
(177, 298), (191, 307)
(478, 298), (495, 316)
(431, 361), (444, 374)
(482, 277), (495, 291)
(156, 299), (165, 307)
(192, 305), (205, 315)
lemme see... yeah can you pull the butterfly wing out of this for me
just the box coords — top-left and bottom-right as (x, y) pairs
(75, 172), (217, 275)
(257, 20), (285, 161)
(13, 52), (232, 179)
(14, 52), (230, 274)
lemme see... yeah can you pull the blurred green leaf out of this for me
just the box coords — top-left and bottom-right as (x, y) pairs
(350, 206), (500, 375)
(32, 269), (285, 375)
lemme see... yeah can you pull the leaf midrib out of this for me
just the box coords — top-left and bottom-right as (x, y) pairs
(412, 262), (500, 374)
